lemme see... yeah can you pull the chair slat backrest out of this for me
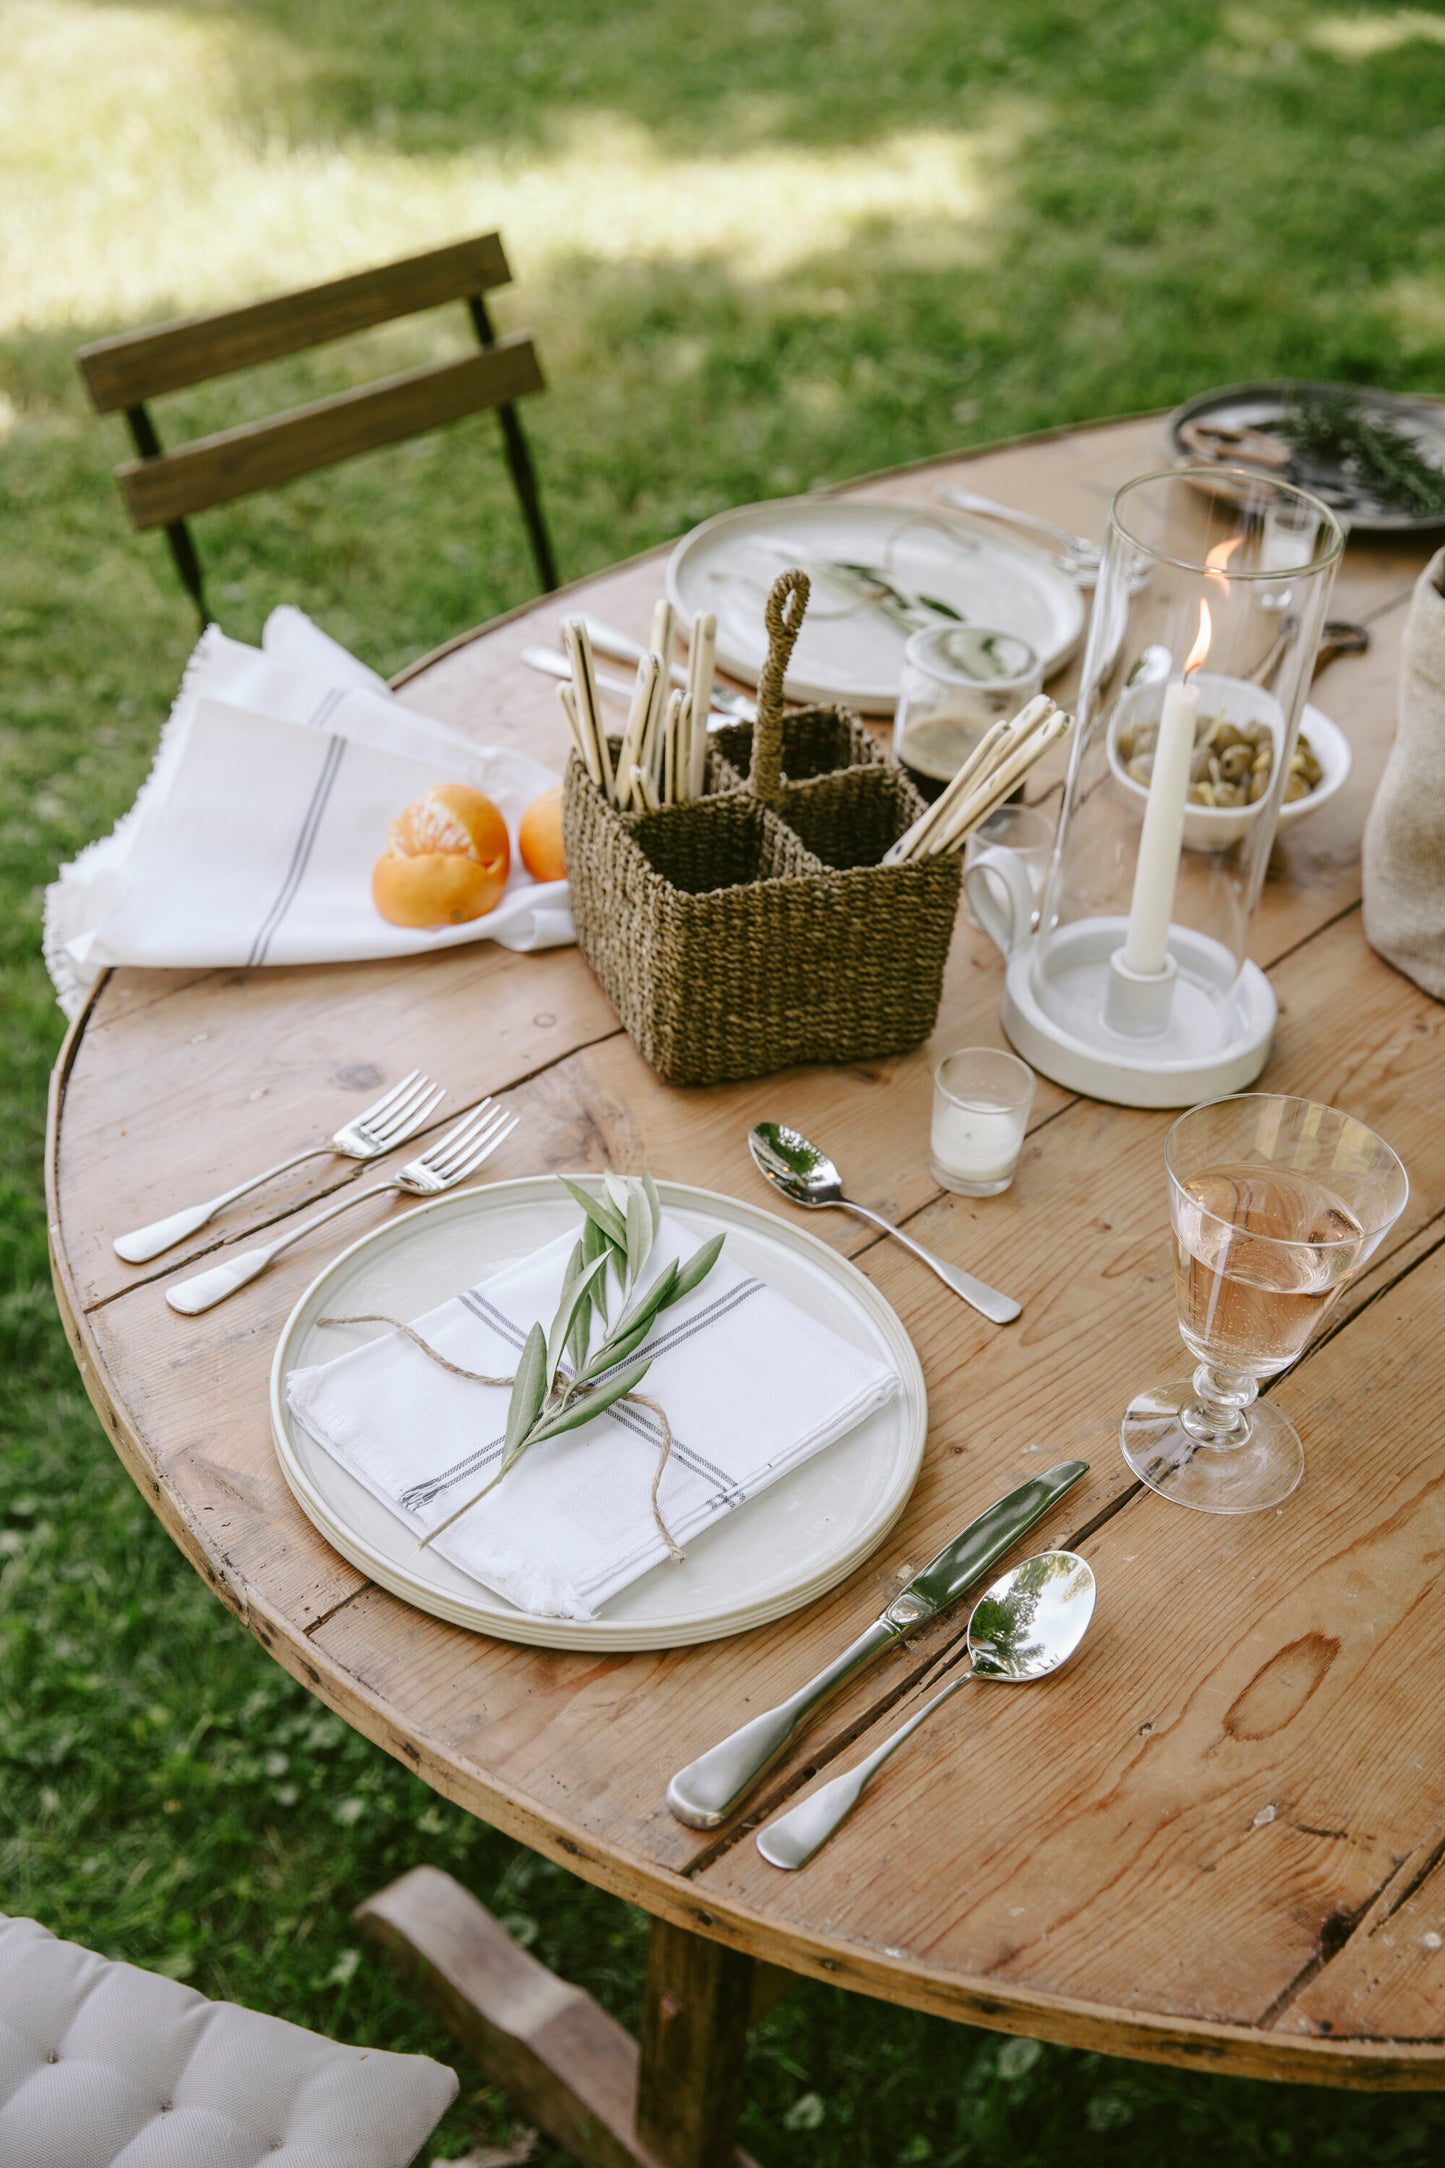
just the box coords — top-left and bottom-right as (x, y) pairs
(117, 335), (544, 528)
(76, 233), (512, 411)
(73, 231), (557, 617)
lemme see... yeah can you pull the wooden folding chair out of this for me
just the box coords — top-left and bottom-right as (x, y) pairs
(75, 232), (558, 627)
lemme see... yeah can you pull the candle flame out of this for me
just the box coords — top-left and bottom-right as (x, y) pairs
(1184, 537), (1239, 675)
(1205, 535), (1242, 586)
(1184, 598), (1212, 675)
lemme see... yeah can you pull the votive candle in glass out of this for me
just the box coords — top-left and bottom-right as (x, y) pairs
(931, 1047), (1037, 1197)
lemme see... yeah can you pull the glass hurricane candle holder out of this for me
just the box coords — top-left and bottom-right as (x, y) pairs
(996, 469), (1344, 1107)
(1122, 1093), (1408, 1514)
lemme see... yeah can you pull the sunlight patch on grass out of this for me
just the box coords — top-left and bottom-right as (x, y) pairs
(1307, 9), (1445, 60)
(1380, 272), (1445, 353)
(1, 0), (1022, 337)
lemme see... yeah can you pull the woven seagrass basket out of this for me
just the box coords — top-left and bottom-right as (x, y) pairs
(561, 570), (962, 1086)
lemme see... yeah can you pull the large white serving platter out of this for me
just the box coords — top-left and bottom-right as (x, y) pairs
(270, 1176), (926, 1652)
(667, 496), (1086, 715)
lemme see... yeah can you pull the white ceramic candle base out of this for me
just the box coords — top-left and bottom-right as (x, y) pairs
(1000, 917), (1275, 1109)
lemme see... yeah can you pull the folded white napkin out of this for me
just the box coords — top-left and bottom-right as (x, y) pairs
(285, 1209), (900, 1619)
(44, 607), (573, 1014)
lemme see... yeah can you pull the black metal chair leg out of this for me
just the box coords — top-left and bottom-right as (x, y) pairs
(125, 403), (212, 627)
(469, 296), (559, 593)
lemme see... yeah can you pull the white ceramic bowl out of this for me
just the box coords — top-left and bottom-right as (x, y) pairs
(1107, 681), (1351, 852)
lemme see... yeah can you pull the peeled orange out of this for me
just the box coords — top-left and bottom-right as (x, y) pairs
(372, 783), (510, 928)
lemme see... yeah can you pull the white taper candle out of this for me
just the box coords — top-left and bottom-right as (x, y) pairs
(1121, 675), (1198, 975)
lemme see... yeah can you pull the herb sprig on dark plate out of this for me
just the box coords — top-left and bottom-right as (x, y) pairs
(1283, 390), (1445, 518)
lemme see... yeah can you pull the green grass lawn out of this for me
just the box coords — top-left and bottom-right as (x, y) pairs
(5, 2), (1445, 2159)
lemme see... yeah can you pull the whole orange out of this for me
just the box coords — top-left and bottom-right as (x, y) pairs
(518, 785), (566, 882)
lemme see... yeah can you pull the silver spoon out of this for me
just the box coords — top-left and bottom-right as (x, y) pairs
(756, 1548), (1095, 1869)
(748, 1122), (1021, 1324)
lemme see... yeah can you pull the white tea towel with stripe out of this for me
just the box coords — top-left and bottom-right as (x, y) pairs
(44, 607), (572, 1013)
(285, 1210), (900, 1619)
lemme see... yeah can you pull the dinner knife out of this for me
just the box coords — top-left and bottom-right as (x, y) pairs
(521, 644), (637, 704)
(664, 1458), (1088, 1830)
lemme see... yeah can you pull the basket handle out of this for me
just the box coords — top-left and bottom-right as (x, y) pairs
(748, 569), (810, 805)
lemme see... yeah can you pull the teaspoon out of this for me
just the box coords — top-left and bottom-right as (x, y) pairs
(757, 1549), (1095, 1869)
(748, 1122), (1021, 1324)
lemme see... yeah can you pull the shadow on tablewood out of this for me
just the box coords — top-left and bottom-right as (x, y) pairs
(359, 1866), (780, 2168)
(75, 231), (558, 628)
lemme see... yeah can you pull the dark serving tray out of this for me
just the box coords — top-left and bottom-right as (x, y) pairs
(1168, 379), (1445, 533)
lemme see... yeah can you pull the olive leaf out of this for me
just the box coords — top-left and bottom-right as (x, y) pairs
(557, 1174), (627, 1251)
(566, 1275), (597, 1376)
(601, 1259), (680, 1357)
(669, 1231), (725, 1304)
(503, 1321), (547, 1459)
(624, 1182), (653, 1287)
(546, 1250), (609, 1388)
(603, 1171), (633, 1222)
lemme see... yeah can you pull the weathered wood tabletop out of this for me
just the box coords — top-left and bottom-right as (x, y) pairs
(47, 416), (1445, 2159)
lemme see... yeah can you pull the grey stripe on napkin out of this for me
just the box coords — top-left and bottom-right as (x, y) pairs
(246, 728), (346, 966)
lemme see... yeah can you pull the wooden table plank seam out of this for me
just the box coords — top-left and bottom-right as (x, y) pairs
(1302, 1205), (1445, 1372)
(78, 1028), (629, 1312)
(1258, 896), (1366, 979)
(1257, 1865), (1410, 2032)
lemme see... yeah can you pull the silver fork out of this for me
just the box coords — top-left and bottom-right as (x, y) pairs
(114, 1070), (447, 1263)
(165, 1101), (519, 1315)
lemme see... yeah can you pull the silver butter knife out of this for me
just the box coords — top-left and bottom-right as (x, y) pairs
(664, 1458), (1088, 1829)
(521, 644), (637, 703)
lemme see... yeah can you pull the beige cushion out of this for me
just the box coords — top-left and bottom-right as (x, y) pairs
(0, 1914), (457, 2168)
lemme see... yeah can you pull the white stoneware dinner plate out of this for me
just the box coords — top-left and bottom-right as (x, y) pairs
(667, 496), (1085, 715)
(270, 1175), (926, 1652)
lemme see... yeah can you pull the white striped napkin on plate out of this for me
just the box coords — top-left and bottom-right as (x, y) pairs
(44, 607), (572, 1013)
(285, 1210), (900, 1620)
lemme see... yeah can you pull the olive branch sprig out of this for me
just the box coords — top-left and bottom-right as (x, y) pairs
(415, 1172), (724, 1552)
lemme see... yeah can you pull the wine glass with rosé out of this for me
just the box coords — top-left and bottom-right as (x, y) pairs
(1121, 1093), (1408, 1515)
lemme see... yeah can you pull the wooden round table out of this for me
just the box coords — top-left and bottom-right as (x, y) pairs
(48, 418), (1445, 2164)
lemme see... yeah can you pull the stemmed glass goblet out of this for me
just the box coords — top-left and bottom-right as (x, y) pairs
(1122, 1093), (1408, 1514)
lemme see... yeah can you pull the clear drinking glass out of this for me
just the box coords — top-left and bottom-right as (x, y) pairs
(963, 803), (1054, 931)
(931, 1047), (1037, 1197)
(1258, 493), (1319, 609)
(894, 625), (1043, 800)
(1121, 1094), (1408, 1514)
